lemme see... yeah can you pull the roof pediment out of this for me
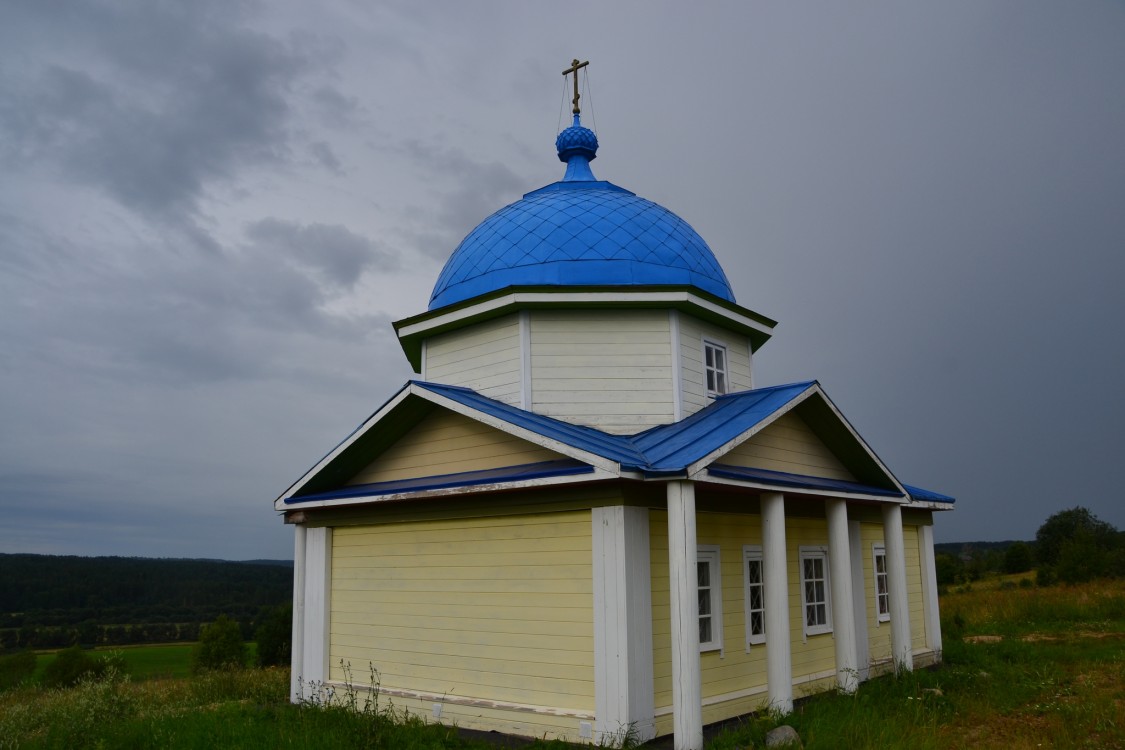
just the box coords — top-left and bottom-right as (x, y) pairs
(277, 380), (951, 511)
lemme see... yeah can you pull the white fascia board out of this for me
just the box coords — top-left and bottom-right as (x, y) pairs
(905, 500), (956, 511)
(683, 384), (818, 477)
(396, 291), (775, 340)
(418, 387), (625, 476)
(279, 468), (618, 511)
(695, 471), (906, 504)
(274, 385), (415, 509)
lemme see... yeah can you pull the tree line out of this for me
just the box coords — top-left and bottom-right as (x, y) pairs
(935, 506), (1124, 586)
(0, 554), (292, 650)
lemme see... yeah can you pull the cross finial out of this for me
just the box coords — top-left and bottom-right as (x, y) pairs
(562, 58), (589, 115)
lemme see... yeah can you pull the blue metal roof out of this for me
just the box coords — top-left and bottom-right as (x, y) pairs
(428, 116), (735, 310)
(287, 459), (593, 504)
(904, 484), (956, 504)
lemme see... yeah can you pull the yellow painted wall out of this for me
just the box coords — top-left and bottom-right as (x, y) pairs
(330, 510), (595, 727)
(721, 412), (856, 481)
(530, 309), (675, 433)
(346, 409), (563, 486)
(425, 314), (522, 405)
(857, 521), (929, 664)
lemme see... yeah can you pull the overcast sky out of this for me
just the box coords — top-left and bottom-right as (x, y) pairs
(2, 1), (1123, 560)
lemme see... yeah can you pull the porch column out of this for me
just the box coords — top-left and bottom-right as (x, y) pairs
(826, 499), (858, 693)
(848, 519), (871, 680)
(592, 506), (656, 744)
(290, 524), (306, 703)
(300, 526), (333, 696)
(918, 524), (943, 655)
(881, 504), (913, 671)
(667, 480), (702, 750)
(761, 492), (793, 714)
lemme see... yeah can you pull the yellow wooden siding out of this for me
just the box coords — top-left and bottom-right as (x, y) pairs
(905, 525), (927, 651)
(329, 511), (595, 714)
(345, 409), (563, 486)
(367, 691), (592, 742)
(721, 412), (856, 481)
(530, 309), (674, 433)
(859, 523), (891, 663)
(425, 315), (521, 405)
(678, 315), (753, 416)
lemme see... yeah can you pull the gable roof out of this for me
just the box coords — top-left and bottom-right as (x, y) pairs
(277, 380), (954, 509)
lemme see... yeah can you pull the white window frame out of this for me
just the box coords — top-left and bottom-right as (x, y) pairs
(873, 543), (890, 623)
(742, 545), (765, 647)
(799, 546), (833, 637)
(702, 338), (729, 397)
(697, 545), (723, 652)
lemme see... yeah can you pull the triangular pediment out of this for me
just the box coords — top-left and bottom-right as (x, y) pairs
(719, 410), (856, 482)
(345, 408), (567, 486)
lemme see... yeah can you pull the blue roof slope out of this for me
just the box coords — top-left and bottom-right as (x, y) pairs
(904, 484), (956, 504)
(632, 382), (816, 471)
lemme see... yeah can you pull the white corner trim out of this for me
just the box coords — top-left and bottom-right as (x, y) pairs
(420, 339), (428, 380)
(300, 527), (332, 697)
(669, 310), (683, 422)
(519, 310), (532, 410)
(919, 524), (942, 654)
(592, 506), (656, 744)
(290, 525), (307, 703)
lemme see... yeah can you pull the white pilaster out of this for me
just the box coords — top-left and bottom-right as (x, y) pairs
(881, 504), (913, 671)
(761, 492), (793, 714)
(667, 481), (702, 750)
(826, 500), (858, 693)
(519, 310), (532, 410)
(669, 310), (683, 421)
(290, 524), (307, 703)
(592, 506), (656, 744)
(918, 524), (943, 656)
(847, 520), (870, 681)
(301, 526), (333, 694)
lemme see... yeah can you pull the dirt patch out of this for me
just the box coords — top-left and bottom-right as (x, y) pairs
(1021, 631), (1125, 643)
(964, 635), (1003, 643)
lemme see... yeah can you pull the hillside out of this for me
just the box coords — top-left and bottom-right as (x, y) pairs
(0, 554), (292, 650)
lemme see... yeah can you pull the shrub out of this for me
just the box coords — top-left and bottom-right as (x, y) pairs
(1036, 566), (1057, 587)
(191, 615), (247, 673)
(0, 649), (37, 691)
(1003, 542), (1033, 574)
(1036, 507), (1117, 568)
(255, 604), (292, 667)
(1018, 578), (1033, 589)
(42, 646), (104, 688)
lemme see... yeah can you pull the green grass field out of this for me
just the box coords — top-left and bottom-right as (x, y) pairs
(31, 642), (259, 682)
(1, 580), (1122, 749)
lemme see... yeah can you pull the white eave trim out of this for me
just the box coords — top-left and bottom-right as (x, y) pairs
(278, 467), (618, 512)
(396, 290), (775, 341)
(696, 470), (906, 504)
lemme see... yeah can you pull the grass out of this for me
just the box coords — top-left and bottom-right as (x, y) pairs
(1, 580), (1122, 749)
(31, 642), (258, 682)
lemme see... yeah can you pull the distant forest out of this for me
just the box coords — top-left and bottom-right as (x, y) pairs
(0, 554), (292, 650)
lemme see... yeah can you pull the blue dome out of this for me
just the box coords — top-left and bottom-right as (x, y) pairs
(428, 118), (735, 310)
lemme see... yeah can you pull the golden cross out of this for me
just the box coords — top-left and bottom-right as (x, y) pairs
(562, 58), (589, 115)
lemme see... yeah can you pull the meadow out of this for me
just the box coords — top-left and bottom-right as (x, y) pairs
(0, 579), (1122, 749)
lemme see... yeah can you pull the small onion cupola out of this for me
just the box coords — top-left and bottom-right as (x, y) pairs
(395, 60), (777, 433)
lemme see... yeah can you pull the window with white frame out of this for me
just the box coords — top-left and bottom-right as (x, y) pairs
(703, 339), (728, 396)
(697, 545), (723, 651)
(743, 546), (765, 646)
(873, 544), (890, 623)
(799, 547), (832, 636)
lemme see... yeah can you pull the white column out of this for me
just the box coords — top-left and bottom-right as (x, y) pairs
(761, 492), (793, 714)
(290, 524), (307, 703)
(918, 524), (943, 656)
(301, 526), (333, 695)
(593, 506), (656, 744)
(667, 481), (702, 750)
(881, 504), (913, 671)
(848, 520), (870, 681)
(826, 500), (858, 693)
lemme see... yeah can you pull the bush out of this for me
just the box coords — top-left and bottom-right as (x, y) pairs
(42, 646), (105, 688)
(255, 604), (292, 668)
(0, 649), (37, 691)
(1003, 542), (1033, 574)
(191, 615), (247, 674)
(1036, 566), (1057, 587)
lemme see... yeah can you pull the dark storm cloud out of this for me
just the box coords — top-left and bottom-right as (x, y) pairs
(246, 218), (397, 289)
(0, 0), (342, 229)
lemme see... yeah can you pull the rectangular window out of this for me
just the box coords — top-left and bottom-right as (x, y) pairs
(703, 340), (728, 396)
(799, 547), (832, 636)
(697, 545), (723, 651)
(873, 544), (890, 623)
(743, 546), (765, 646)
